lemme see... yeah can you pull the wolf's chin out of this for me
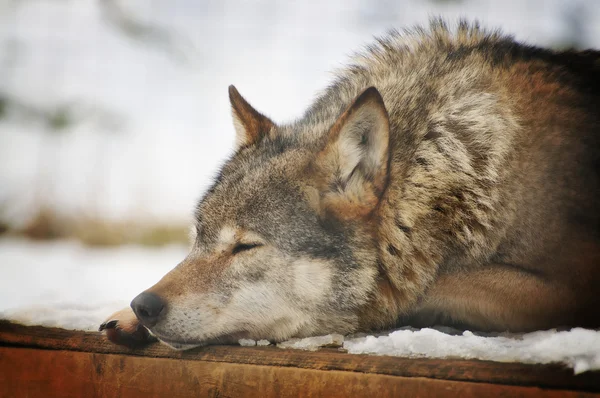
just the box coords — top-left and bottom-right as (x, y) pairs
(157, 338), (202, 351)
(149, 330), (204, 350)
(153, 330), (252, 350)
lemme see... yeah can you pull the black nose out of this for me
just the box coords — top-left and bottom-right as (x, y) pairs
(131, 292), (165, 327)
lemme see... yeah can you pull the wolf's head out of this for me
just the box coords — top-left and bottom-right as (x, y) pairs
(131, 86), (393, 349)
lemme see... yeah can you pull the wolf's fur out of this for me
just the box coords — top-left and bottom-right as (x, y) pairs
(103, 20), (600, 349)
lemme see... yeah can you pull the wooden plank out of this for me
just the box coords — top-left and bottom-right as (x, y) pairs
(0, 346), (597, 398)
(1, 321), (599, 393)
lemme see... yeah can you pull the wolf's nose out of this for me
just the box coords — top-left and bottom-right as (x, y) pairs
(131, 292), (165, 327)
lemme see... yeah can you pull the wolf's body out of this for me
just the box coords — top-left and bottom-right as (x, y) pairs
(102, 21), (600, 349)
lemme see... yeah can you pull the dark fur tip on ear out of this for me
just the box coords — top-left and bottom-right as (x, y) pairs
(228, 85), (240, 101)
(228, 85), (251, 117)
(353, 86), (386, 110)
(228, 85), (275, 148)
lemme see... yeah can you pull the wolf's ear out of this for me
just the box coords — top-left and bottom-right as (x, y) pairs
(229, 85), (275, 149)
(316, 87), (390, 210)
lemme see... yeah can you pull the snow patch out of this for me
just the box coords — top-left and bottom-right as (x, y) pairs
(256, 339), (271, 346)
(343, 327), (600, 374)
(0, 238), (185, 331)
(238, 339), (256, 347)
(277, 334), (344, 351)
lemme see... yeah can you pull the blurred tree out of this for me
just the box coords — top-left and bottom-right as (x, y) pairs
(99, 0), (196, 64)
(0, 0), (195, 243)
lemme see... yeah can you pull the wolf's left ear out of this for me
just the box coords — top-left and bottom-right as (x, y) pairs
(317, 87), (391, 208)
(229, 85), (275, 149)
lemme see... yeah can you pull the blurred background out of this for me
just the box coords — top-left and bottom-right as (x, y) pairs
(0, 0), (599, 329)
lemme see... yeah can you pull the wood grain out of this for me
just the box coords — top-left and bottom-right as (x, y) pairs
(1, 347), (598, 398)
(1, 320), (599, 395)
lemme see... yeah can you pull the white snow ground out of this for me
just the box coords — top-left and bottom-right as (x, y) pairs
(0, 238), (185, 330)
(1, 237), (599, 374)
(343, 328), (600, 375)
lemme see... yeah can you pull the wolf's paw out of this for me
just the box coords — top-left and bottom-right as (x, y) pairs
(99, 307), (155, 348)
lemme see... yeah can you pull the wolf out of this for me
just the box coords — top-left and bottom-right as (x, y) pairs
(100, 20), (600, 350)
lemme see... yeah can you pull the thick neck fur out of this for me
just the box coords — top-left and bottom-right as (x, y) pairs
(273, 20), (599, 330)
(279, 21), (526, 327)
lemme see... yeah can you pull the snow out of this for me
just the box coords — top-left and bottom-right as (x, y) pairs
(256, 339), (271, 346)
(0, 238), (186, 331)
(343, 328), (600, 375)
(239, 339), (272, 347)
(277, 334), (345, 351)
(275, 328), (600, 374)
(238, 339), (272, 347)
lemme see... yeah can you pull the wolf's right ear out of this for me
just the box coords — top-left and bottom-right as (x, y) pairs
(315, 87), (391, 214)
(229, 85), (275, 149)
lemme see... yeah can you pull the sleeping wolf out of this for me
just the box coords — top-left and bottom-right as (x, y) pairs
(101, 21), (600, 349)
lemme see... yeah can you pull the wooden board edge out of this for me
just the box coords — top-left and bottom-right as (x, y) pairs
(2, 346), (599, 398)
(1, 320), (598, 392)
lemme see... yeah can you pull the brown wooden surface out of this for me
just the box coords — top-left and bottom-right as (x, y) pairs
(1, 320), (599, 397)
(2, 346), (598, 398)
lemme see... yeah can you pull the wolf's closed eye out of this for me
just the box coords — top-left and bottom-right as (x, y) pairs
(232, 243), (262, 255)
